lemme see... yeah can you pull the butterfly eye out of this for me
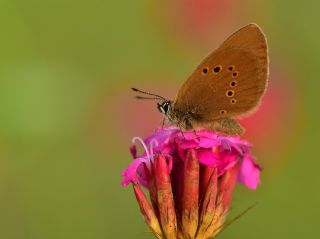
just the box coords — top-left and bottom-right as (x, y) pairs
(163, 103), (169, 112)
(202, 67), (209, 75)
(230, 81), (237, 87)
(220, 110), (227, 114)
(226, 90), (235, 97)
(232, 72), (238, 77)
(230, 99), (237, 104)
(228, 65), (235, 71)
(213, 65), (222, 73)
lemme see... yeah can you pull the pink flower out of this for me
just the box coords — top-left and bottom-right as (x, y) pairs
(121, 127), (261, 239)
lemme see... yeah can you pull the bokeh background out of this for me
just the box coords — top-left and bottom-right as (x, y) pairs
(0, 0), (318, 238)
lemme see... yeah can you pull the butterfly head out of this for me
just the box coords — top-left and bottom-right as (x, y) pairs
(132, 87), (173, 118)
(157, 100), (172, 116)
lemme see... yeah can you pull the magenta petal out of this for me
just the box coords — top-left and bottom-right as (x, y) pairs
(177, 131), (199, 140)
(238, 155), (261, 190)
(161, 143), (175, 155)
(198, 137), (220, 148)
(144, 127), (179, 146)
(217, 153), (238, 175)
(121, 157), (148, 186)
(221, 136), (251, 147)
(197, 149), (218, 167)
(192, 130), (216, 139)
(123, 128), (261, 190)
(130, 145), (137, 158)
(179, 140), (200, 149)
(218, 136), (252, 154)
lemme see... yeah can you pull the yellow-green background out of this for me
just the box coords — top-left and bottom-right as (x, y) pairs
(0, 1), (318, 238)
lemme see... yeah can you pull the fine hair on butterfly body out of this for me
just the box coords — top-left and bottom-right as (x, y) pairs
(132, 23), (269, 135)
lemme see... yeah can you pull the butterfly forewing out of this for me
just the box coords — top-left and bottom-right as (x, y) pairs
(173, 23), (268, 121)
(219, 23), (269, 92)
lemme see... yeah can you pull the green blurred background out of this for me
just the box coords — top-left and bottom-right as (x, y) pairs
(0, 0), (318, 238)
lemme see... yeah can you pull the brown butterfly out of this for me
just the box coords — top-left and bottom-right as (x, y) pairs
(132, 23), (269, 135)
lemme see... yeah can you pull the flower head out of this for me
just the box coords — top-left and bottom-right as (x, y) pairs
(121, 127), (261, 239)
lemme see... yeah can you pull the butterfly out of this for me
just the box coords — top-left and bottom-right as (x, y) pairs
(132, 23), (269, 135)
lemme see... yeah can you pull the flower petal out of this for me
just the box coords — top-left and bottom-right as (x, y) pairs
(144, 127), (179, 146)
(197, 149), (218, 167)
(198, 137), (220, 148)
(130, 145), (137, 158)
(121, 157), (147, 186)
(238, 155), (261, 189)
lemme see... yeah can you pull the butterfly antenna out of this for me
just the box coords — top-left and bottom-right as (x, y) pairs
(135, 96), (162, 100)
(131, 88), (166, 100)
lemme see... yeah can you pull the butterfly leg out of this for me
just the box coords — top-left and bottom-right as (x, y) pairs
(183, 116), (199, 141)
(183, 113), (199, 140)
(186, 120), (199, 140)
(179, 125), (186, 140)
(175, 119), (187, 139)
(161, 118), (165, 129)
(193, 129), (200, 141)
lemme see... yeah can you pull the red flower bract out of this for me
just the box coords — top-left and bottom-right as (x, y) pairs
(121, 127), (261, 239)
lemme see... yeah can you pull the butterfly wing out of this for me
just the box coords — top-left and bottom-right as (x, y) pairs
(173, 23), (268, 120)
